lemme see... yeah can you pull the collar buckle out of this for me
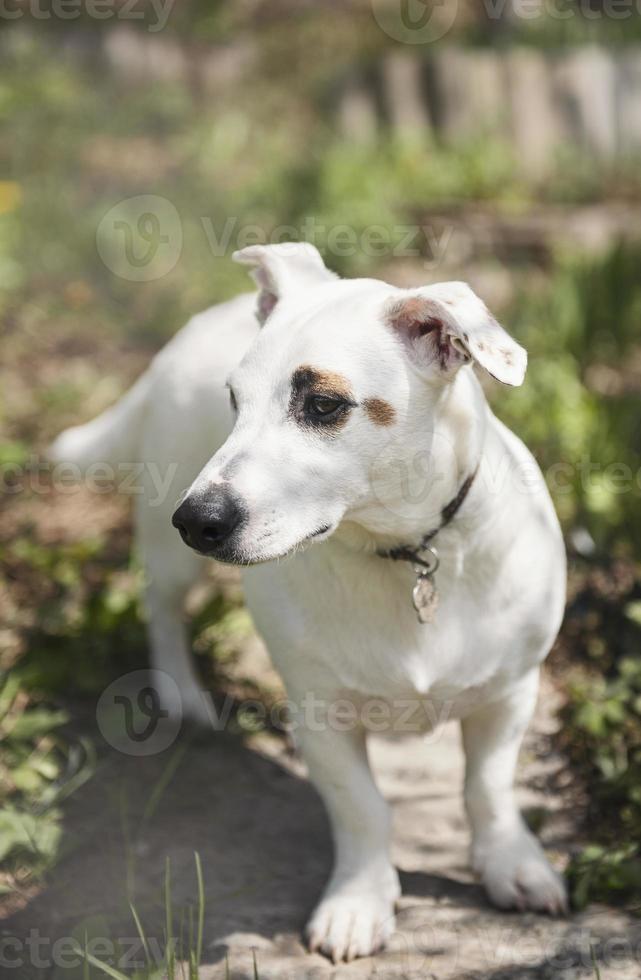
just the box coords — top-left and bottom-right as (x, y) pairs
(411, 545), (440, 576)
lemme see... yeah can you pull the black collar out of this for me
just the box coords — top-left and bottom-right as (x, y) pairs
(377, 466), (478, 568)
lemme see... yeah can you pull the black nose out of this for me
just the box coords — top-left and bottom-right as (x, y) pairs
(172, 489), (244, 555)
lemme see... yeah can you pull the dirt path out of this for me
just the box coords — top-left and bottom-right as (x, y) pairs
(198, 679), (641, 980)
(3, 670), (640, 980)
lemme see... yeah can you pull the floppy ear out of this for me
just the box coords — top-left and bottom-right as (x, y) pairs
(385, 281), (527, 386)
(232, 242), (336, 324)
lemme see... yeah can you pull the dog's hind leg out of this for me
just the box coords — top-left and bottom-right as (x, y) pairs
(144, 578), (210, 728)
(136, 497), (210, 727)
(461, 667), (567, 914)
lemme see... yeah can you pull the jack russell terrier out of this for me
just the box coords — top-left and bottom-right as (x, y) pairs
(52, 243), (567, 962)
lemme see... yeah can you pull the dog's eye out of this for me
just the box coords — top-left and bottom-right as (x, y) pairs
(306, 395), (344, 419)
(229, 389), (238, 414)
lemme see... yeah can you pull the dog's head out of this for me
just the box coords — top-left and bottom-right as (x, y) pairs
(172, 243), (526, 563)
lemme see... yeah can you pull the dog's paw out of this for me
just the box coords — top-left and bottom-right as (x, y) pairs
(474, 830), (567, 915)
(306, 889), (397, 963)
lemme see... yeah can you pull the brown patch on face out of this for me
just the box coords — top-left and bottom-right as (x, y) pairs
(293, 365), (353, 401)
(289, 365), (355, 433)
(363, 397), (396, 427)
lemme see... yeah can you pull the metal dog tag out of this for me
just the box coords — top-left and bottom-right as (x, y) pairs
(412, 572), (439, 624)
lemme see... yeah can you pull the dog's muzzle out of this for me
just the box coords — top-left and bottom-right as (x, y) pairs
(172, 487), (245, 557)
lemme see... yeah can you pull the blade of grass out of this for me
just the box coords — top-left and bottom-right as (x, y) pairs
(129, 902), (151, 967)
(194, 851), (205, 969)
(178, 905), (186, 980)
(252, 947), (259, 980)
(140, 741), (189, 830)
(165, 855), (175, 980)
(590, 944), (602, 980)
(118, 782), (136, 906)
(188, 903), (195, 980)
(83, 932), (91, 980)
(71, 942), (129, 980)
(0, 674), (22, 725)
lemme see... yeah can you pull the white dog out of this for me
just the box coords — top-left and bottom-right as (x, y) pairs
(52, 243), (567, 962)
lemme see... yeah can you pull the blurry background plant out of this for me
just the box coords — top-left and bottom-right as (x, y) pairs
(0, 670), (94, 896)
(1, 0), (640, 921)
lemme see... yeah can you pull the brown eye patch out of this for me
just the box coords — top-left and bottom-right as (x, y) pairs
(363, 397), (396, 427)
(289, 365), (355, 433)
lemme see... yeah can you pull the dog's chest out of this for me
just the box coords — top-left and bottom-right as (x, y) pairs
(243, 543), (515, 705)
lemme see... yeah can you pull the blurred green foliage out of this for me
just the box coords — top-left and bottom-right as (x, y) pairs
(499, 246), (641, 910)
(3, 33), (641, 351)
(0, 672), (94, 886)
(3, 536), (146, 695)
(558, 564), (641, 909)
(5, 0), (641, 47)
(501, 244), (641, 552)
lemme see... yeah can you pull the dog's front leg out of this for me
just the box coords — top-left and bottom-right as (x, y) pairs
(296, 705), (399, 962)
(461, 667), (567, 914)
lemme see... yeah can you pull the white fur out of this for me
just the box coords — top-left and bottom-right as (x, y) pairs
(51, 244), (567, 962)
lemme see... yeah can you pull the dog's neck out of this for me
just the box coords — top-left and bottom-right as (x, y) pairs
(338, 369), (490, 556)
(376, 465), (479, 563)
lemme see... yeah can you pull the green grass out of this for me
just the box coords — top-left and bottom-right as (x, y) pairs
(499, 242), (641, 554)
(0, 673), (95, 891)
(494, 244), (641, 910)
(560, 574), (641, 910)
(72, 853), (209, 980)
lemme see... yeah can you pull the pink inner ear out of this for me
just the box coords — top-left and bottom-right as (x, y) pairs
(387, 296), (428, 337)
(388, 298), (466, 374)
(257, 289), (278, 323)
(422, 317), (459, 372)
